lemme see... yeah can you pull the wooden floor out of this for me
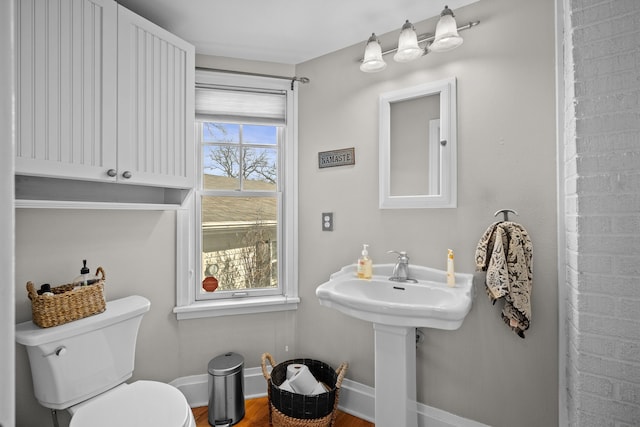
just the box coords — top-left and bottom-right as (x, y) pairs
(192, 396), (373, 427)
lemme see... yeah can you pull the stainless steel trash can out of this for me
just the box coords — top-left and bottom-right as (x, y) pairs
(208, 352), (245, 427)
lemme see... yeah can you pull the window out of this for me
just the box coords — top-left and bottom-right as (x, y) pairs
(174, 70), (298, 319)
(198, 122), (279, 298)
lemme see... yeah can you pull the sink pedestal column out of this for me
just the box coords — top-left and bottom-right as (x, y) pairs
(373, 323), (418, 427)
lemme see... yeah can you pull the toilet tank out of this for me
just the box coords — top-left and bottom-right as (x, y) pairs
(15, 295), (151, 410)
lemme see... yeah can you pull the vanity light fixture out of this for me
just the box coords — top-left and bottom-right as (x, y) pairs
(393, 20), (423, 62)
(430, 6), (464, 52)
(360, 33), (387, 72)
(359, 5), (479, 73)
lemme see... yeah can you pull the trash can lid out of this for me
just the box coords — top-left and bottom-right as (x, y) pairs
(208, 352), (244, 375)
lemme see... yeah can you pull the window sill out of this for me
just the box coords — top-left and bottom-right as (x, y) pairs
(173, 295), (300, 320)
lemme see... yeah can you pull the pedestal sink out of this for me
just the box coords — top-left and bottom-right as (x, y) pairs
(316, 263), (474, 427)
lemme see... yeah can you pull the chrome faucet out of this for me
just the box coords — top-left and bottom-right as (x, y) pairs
(388, 251), (417, 283)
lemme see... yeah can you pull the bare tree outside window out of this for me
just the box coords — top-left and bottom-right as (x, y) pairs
(203, 123), (277, 184)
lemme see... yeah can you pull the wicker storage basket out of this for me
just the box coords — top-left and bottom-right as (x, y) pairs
(261, 353), (347, 427)
(26, 267), (106, 328)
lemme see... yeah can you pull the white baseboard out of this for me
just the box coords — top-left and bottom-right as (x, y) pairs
(170, 368), (489, 427)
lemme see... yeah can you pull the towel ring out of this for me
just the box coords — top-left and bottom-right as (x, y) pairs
(494, 209), (518, 222)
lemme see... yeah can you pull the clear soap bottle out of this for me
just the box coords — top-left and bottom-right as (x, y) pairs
(72, 260), (99, 287)
(357, 244), (373, 280)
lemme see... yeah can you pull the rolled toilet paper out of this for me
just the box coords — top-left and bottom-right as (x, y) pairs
(289, 365), (320, 395)
(279, 379), (295, 393)
(310, 382), (328, 396)
(286, 364), (306, 380)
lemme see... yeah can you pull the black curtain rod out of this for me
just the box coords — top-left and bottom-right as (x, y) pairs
(195, 66), (310, 90)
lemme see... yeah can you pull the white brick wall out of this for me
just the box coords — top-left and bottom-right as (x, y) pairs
(563, 0), (640, 425)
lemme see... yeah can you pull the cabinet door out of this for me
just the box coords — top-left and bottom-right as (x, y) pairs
(15, 0), (118, 182)
(117, 6), (195, 189)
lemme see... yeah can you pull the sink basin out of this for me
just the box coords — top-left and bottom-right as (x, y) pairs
(315, 263), (474, 329)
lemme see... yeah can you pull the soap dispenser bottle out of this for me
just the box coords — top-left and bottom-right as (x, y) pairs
(73, 260), (98, 286)
(357, 244), (373, 280)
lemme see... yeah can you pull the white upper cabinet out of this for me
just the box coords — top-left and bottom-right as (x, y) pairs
(16, 0), (118, 182)
(15, 0), (194, 190)
(117, 6), (194, 188)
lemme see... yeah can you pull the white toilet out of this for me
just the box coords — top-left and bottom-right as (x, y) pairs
(15, 295), (196, 427)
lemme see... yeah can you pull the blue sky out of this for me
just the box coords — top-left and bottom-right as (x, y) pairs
(203, 123), (277, 145)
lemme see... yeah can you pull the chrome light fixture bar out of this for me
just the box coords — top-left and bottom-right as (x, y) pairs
(359, 5), (480, 73)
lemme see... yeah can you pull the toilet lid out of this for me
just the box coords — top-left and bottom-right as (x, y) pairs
(70, 381), (192, 427)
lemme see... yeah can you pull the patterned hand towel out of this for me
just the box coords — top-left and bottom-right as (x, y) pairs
(475, 221), (533, 338)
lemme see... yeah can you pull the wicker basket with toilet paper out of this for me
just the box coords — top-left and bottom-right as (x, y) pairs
(261, 353), (347, 427)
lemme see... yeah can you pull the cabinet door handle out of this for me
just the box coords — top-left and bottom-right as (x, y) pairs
(106, 169), (117, 177)
(122, 171), (132, 179)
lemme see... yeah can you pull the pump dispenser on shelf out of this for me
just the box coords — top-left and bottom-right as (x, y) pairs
(357, 244), (373, 280)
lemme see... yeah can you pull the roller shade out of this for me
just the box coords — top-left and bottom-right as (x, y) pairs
(195, 85), (287, 125)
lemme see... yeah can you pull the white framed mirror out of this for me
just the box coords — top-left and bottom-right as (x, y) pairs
(379, 77), (457, 209)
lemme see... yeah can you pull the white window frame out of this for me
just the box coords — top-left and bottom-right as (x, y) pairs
(173, 70), (299, 319)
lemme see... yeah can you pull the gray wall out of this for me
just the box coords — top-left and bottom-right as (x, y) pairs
(295, 0), (558, 426)
(13, 1), (560, 427)
(562, 0), (640, 425)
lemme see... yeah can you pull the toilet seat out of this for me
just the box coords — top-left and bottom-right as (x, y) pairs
(69, 381), (195, 427)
